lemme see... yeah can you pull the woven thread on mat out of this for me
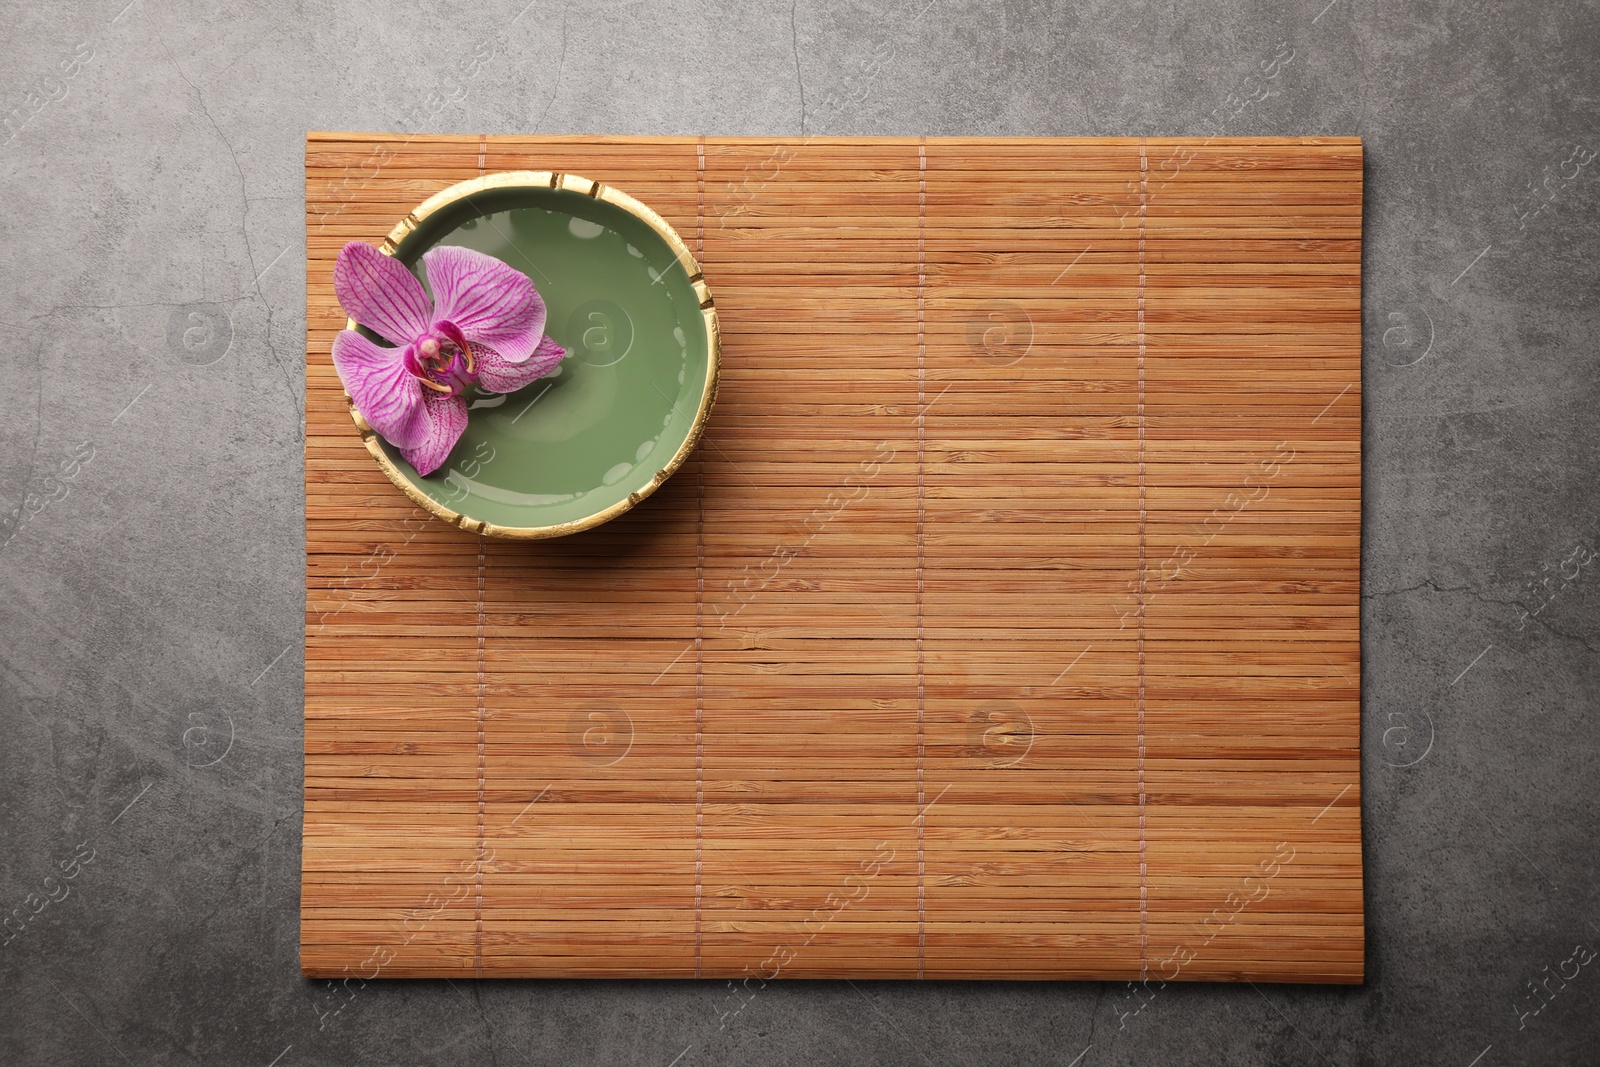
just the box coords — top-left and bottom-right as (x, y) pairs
(915, 138), (928, 980)
(475, 133), (490, 983)
(1135, 139), (1150, 980)
(474, 532), (487, 979)
(693, 136), (706, 979)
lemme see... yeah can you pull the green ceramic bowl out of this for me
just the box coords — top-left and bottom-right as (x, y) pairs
(348, 172), (719, 538)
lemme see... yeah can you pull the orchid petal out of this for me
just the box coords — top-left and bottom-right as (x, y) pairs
(422, 245), (547, 363)
(399, 392), (469, 477)
(331, 330), (429, 449)
(474, 336), (566, 394)
(334, 242), (432, 347)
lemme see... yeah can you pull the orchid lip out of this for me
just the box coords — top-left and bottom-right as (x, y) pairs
(404, 341), (470, 395)
(436, 320), (475, 372)
(403, 331), (476, 398)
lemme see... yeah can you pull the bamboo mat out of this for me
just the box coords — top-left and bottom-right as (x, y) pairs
(303, 133), (1363, 983)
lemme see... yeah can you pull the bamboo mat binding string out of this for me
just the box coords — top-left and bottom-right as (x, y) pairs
(915, 136), (929, 981)
(1136, 137), (1150, 981)
(693, 135), (706, 980)
(473, 534), (486, 978)
(472, 133), (488, 982)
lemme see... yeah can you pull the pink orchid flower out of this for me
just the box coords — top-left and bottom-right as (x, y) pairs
(331, 241), (565, 475)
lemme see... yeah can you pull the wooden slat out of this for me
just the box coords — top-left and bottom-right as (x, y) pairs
(302, 133), (1362, 983)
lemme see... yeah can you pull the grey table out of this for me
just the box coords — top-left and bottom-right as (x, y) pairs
(2, 1), (1597, 1064)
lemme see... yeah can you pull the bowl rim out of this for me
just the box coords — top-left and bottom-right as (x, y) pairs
(341, 170), (720, 539)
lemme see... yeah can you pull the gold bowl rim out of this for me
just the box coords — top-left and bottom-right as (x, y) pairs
(341, 170), (720, 540)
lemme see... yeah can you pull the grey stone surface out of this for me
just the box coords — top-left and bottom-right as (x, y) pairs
(1, 0), (1597, 1063)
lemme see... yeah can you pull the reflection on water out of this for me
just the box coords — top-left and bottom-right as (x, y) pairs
(445, 428), (671, 504)
(443, 469), (581, 508)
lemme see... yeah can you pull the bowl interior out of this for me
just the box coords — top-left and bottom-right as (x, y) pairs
(376, 181), (711, 533)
